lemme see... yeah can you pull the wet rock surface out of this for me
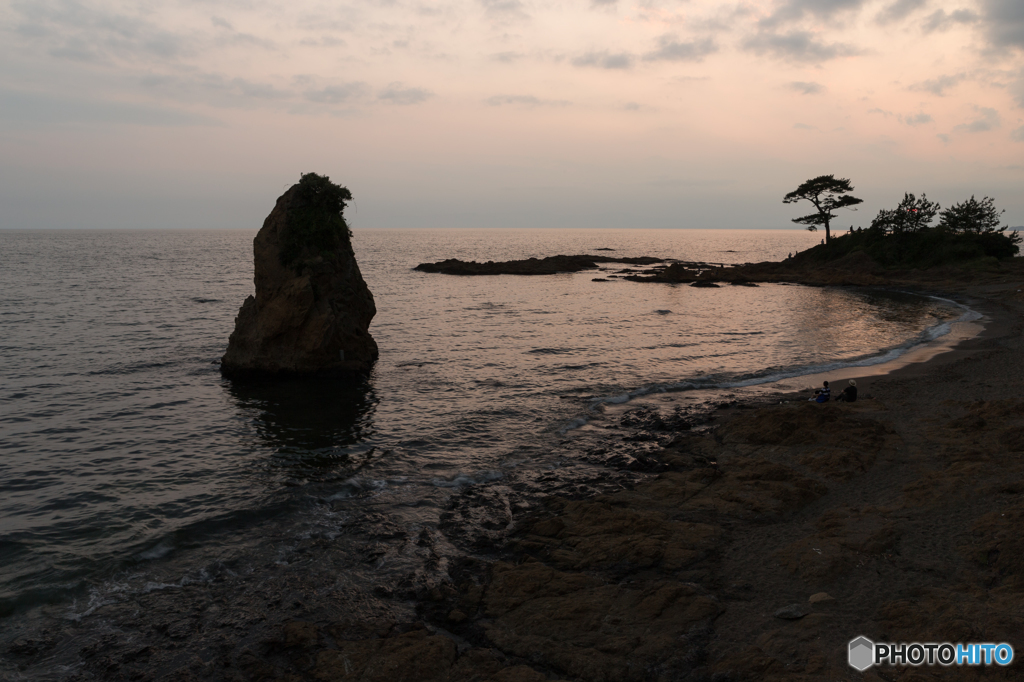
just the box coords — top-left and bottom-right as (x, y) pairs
(11, 360), (1024, 680)
(222, 176), (378, 377)
(414, 255), (664, 276)
(619, 406), (692, 433)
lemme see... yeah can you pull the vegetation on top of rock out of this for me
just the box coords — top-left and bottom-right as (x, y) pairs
(222, 172), (377, 377)
(280, 172), (353, 269)
(869, 193), (940, 235)
(792, 193), (1019, 268)
(938, 195), (1007, 235)
(783, 175), (863, 244)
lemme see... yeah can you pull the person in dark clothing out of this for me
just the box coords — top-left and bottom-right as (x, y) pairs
(809, 381), (830, 403)
(836, 379), (858, 402)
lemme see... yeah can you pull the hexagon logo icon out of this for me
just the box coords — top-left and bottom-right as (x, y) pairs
(849, 636), (874, 671)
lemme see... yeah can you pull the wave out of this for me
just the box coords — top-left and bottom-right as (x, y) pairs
(431, 470), (504, 488)
(324, 476), (388, 501)
(560, 298), (980, 432)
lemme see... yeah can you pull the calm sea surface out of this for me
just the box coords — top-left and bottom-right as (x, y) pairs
(0, 228), (967, 671)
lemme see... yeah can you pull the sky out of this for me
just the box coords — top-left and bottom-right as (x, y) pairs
(1, 0), (1022, 230)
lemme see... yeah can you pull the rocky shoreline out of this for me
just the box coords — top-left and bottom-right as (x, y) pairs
(10, 260), (1024, 681)
(414, 255), (664, 276)
(250, 261), (1024, 681)
(626, 250), (1024, 290)
(305, 294), (1024, 681)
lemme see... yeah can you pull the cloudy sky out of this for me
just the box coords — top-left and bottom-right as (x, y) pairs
(1, 0), (1022, 229)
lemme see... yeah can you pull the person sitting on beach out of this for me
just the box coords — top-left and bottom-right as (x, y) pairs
(809, 381), (830, 403)
(836, 379), (857, 402)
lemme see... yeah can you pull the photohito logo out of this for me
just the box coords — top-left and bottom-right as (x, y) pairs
(849, 636), (1014, 670)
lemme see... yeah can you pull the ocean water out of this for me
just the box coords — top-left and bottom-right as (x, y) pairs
(0, 228), (968, 675)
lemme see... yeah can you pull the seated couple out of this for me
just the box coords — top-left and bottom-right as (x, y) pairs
(809, 380), (857, 403)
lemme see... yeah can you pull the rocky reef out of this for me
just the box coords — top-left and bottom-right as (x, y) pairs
(414, 255), (663, 276)
(626, 242), (1024, 289)
(221, 174), (378, 377)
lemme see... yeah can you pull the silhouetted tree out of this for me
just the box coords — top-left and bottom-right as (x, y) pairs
(870, 193), (940, 235)
(783, 175), (863, 243)
(939, 196), (1007, 235)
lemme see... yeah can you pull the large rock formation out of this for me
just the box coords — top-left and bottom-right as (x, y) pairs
(221, 174), (377, 377)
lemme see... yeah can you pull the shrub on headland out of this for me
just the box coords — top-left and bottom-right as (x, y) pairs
(868, 192), (940, 236)
(792, 193), (1020, 269)
(939, 195), (1006, 235)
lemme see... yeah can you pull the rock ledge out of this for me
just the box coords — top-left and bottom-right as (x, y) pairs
(415, 255), (663, 276)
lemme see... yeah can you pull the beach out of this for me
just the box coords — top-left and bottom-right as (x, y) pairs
(249, 264), (1024, 682)
(4, 237), (1022, 681)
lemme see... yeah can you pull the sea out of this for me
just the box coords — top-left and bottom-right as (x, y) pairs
(0, 228), (974, 678)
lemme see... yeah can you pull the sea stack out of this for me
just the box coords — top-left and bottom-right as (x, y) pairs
(221, 173), (378, 377)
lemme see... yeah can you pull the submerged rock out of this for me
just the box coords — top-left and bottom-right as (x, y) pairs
(221, 174), (378, 377)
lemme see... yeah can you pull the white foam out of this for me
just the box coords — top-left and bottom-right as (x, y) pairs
(558, 416), (588, 434)
(326, 477), (387, 501)
(431, 470), (504, 488)
(135, 539), (174, 561)
(64, 561), (239, 623)
(576, 296), (980, 410)
(66, 582), (129, 620)
(585, 382), (694, 411)
(142, 581), (178, 593)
